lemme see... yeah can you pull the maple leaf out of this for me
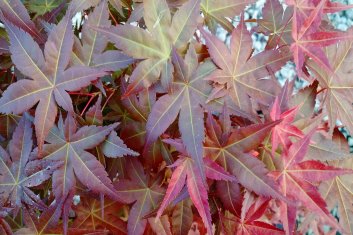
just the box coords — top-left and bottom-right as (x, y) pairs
(90, 0), (201, 96)
(155, 157), (212, 235)
(296, 116), (353, 161)
(0, 0), (44, 43)
(286, 0), (353, 14)
(103, 130), (140, 158)
(270, 96), (304, 155)
(31, 114), (121, 204)
(223, 192), (285, 235)
(144, 46), (216, 182)
(70, 0), (124, 15)
(72, 194), (127, 234)
(289, 80), (318, 121)
(271, 128), (353, 234)
(205, 112), (288, 206)
(200, 16), (289, 113)
(288, 0), (353, 74)
(72, 0), (134, 72)
(84, 94), (139, 158)
(254, 0), (293, 49)
(148, 215), (173, 235)
(106, 83), (173, 168)
(0, 13), (106, 151)
(319, 129), (353, 234)
(118, 80), (155, 123)
(201, 0), (255, 32)
(114, 158), (165, 235)
(16, 201), (105, 235)
(154, 138), (236, 234)
(307, 131), (353, 161)
(0, 115), (61, 213)
(16, 203), (62, 235)
(171, 198), (193, 235)
(269, 82), (352, 162)
(307, 39), (353, 136)
(24, 0), (61, 16)
(85, 95), (104, 126)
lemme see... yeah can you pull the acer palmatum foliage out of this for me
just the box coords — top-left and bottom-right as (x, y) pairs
(1, 0), (353, 234)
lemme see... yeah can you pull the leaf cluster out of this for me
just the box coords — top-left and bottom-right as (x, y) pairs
(1, 0), (353, 234)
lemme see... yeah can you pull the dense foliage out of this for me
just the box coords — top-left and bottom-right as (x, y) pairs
(1, 0), (353, 234)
